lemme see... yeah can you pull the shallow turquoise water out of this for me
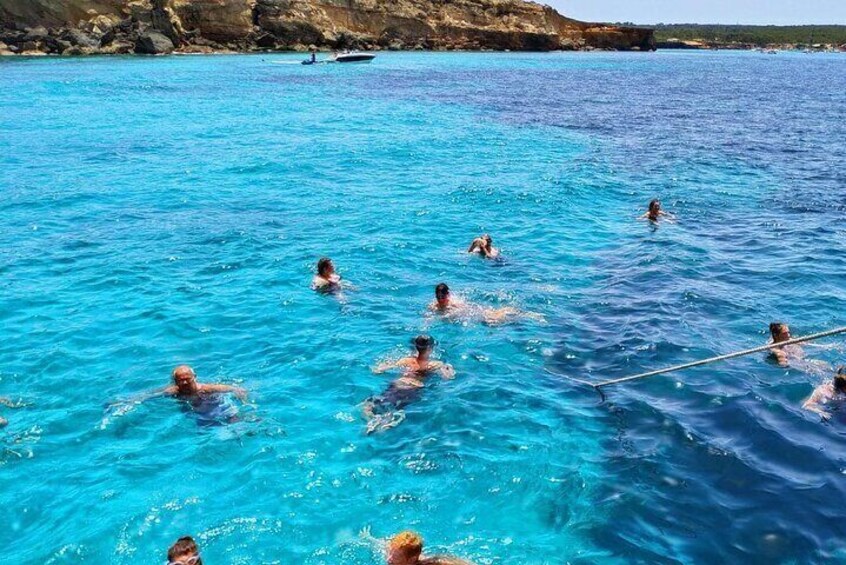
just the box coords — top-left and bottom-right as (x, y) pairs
(1, 51), (845, 563)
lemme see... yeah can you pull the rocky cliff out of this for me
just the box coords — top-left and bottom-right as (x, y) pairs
(0, 0), (655, 55)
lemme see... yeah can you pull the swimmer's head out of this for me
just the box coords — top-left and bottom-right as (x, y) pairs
(172, 365), (198, 392)
(482, 234), (493, 248)
(769, 322), (790, 342)
(435, 283), (450, 307)
(413, 335), (435, 355)
(649, 199), (661, 214)
(387, 531), (423, 565)
(317, 257), (334, 278)
(167, 536), (202, 565)
(835, 366), (846, 393)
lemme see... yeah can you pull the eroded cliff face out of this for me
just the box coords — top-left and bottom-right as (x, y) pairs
(0, 0), (655, 55)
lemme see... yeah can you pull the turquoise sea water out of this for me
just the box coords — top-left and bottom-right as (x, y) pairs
(1, 51), (845, 563)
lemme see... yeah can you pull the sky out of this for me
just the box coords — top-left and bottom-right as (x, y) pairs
(550, 1), (846, 25)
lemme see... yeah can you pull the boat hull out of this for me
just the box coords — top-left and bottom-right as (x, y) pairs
(335, 54), (376, 64)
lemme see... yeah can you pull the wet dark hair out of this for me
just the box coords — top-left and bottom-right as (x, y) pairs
(648, 199), (660, 212)
(769, 322), (787, 340)
(414, 335), (435, 353)
(435, 283), (450, 299)
(317, 257), (333, 277)
(168, 536), (201, 563)
(483, 234), (492, 244)
(836, 366), (846, 393)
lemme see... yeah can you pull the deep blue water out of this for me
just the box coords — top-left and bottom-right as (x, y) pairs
(1, 50), (845, 563)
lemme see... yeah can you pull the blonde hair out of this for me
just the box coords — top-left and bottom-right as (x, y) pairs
(388, 531), (423, 559)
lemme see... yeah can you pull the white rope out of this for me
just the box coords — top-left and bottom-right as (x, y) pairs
(588, 326), (846, 388)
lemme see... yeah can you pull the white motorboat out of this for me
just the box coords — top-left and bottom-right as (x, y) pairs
(333, 52), (376, 64)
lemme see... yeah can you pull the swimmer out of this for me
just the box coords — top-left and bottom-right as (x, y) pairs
(639, 199), (676, 223)
(429, 283), (540, 325)
(387, 531), (475, 565)
(0, 397), (21, 428)
(167, 536), (202, 565)
(803, 366), (846, 420)
(768, 322), (803, 367)
(431, 283), (466, 314)
(115, 365), (248, 424)
(364, 335), (454, 434)
(312, 257), (342, 291)
(164, 365), (248, 402)
(467, 234), (499, 259)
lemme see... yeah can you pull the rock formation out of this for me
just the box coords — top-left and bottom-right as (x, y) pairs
(0, 0), (655, 55)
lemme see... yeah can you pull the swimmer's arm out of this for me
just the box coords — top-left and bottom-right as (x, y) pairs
(770, 347), (789, 367)
(467, 240), (481, 253)
(483, 306), (517, 324)
(373, 361), (395, 374)
(203, 384), (248, 401)
(802, 390), (831, 419)
(374, 359), (407, 374)
(362, 400), (376, 420)
(420, 557), (476, 565)
(358, 526), (387, 555)
(112, 387), (173, 408)
(438, 363), (456, 380)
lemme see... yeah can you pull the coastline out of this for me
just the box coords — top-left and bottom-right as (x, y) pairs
(0, 0), (655, 57)
(0, 30), (657, 57)
(658, 39), (846, 51)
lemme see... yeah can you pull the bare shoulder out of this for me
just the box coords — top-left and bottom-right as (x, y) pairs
(162, 385), (178, 395)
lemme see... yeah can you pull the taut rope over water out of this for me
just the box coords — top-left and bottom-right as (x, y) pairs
(585, 326), (846, 389)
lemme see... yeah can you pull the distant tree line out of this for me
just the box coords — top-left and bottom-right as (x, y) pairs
(651, 24), (846, 46)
